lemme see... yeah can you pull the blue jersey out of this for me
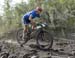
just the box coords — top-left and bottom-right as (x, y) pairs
(22, 10), (40, 24)
(24, 10), (40, 19)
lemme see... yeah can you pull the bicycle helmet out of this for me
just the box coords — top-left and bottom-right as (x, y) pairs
(36, 7), (42, 12)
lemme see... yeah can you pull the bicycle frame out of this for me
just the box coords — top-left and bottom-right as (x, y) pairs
(29, 23), (48, 39)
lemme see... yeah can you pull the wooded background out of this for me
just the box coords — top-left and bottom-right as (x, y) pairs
(0, 0), (75, 36)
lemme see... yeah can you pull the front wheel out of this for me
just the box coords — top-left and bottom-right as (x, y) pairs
(36, 30), (53, 50)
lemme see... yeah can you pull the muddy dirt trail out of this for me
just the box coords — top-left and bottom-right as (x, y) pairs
(0, 30), (75, 58)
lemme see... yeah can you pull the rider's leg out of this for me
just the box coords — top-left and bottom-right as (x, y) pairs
(31, 21), (36, 30)
(21, 24), (29, 47)
(22, 17), (30, 39)
(22, 25), (28, 39)
(30, 22), (36, 37)
(21, 18), (30, 47)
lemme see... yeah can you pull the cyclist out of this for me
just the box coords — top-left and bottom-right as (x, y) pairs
(21, 7), (43, 45)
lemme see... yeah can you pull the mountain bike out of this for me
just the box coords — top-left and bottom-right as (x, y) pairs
(16, 22), (53, 50)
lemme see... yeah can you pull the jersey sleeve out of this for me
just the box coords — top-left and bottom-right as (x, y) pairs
(30, 10), (40, 19)
(30, 14), (34, 18)
(30, 11), (35, 19)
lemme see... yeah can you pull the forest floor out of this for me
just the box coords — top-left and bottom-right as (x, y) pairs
(0, 29), (75, 58)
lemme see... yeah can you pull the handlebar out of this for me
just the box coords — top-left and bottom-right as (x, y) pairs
(35, 22), (48, 29)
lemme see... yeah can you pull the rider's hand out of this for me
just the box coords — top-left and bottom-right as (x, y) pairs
(31, 20), (36, 30)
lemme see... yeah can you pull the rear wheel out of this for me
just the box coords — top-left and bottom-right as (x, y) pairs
(36, 30), (53, 50)
(16, 28), (29, 45)
(16, 28), (24, 44)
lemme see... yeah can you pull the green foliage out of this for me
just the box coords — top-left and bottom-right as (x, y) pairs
(0, 0), (75, 33)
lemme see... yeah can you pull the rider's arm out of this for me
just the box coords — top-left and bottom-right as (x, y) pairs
(29, 15), (35, 24)
(29, 15), (35, 29)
